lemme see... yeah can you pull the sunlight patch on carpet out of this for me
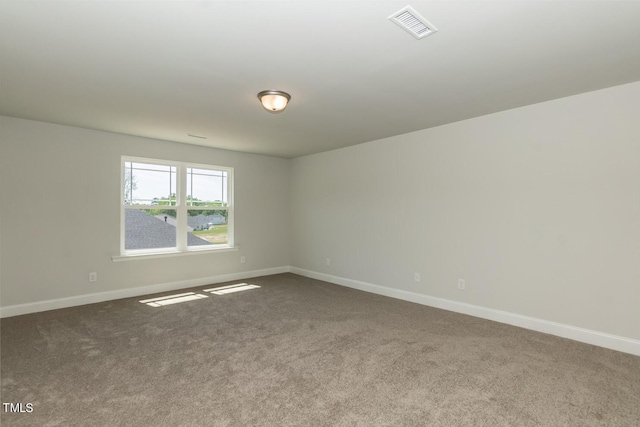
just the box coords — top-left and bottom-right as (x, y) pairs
(203, 283), (261, 295)
(140, 292), (208, 307)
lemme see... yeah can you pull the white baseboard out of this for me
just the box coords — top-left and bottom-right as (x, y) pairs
(3, 266), (638, 356)
(290, 267), (640, 356)
(0, 266), (290, 318)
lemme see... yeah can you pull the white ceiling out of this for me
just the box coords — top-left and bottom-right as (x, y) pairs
(1, 1), (639, 158)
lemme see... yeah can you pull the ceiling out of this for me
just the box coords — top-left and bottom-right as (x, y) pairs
(1, 1), (639, 158)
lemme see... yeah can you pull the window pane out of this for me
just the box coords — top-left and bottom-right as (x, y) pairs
(186, 168), (228, 207)
(125, 208), (178, 250)
(188, 209), (228, 246)
(124, 162), (177, 205)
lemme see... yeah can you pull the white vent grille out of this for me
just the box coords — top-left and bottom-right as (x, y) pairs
(388, 6), (438, 39)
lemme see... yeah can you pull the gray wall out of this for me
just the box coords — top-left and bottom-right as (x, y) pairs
(2, 82), (639, 343)
(291, 82), (640, 340)
(0, 117), (290, 306)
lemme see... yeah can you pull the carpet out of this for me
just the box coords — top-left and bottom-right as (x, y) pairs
(1, 273), (639, 426)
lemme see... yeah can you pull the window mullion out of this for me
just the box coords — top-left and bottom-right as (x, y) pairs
(226, 169), (234, 247)
(176, 164), (188, 250)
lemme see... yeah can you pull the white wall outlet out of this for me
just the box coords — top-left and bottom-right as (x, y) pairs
(240, 256), (246, 264)
(89, 272), (98, 283)
(325, 258), (331, 266)
(458, 279), (466, 290)
(414, 272), (421, 282)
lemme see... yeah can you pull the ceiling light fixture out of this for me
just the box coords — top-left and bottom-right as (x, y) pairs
(257, 90), (291, 113)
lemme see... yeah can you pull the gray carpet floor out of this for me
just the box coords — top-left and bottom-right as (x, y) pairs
(1, 273), (639, 426)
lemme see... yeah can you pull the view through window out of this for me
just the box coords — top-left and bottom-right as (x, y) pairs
(122, 158), (233, 254)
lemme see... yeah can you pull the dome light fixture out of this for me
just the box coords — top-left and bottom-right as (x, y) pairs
(257, 90), (291, 113)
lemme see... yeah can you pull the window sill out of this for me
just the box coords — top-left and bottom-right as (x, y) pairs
(112, 246), (239, 262)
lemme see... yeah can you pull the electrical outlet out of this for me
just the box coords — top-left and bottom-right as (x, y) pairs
(240, 256), (246, 264)
(89, 272), (98, 283)
(325, 258), (331, 266)
(457, 279), (465, 290)
(414, 272), (421, 282)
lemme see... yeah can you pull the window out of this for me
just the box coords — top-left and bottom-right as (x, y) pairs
(121, 157), (233, 256)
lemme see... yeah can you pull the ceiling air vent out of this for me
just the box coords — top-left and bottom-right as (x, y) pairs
(388, 6), (438, 39)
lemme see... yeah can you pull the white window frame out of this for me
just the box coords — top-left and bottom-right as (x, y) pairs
(116, 156), (235, 260)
